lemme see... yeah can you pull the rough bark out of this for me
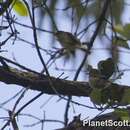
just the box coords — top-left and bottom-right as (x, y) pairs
(0, 66), (129, 97)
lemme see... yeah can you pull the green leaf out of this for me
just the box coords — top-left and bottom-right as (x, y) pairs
(12, 0), (28, 16)
(114, 108), (130, 121)
(121, 89), (130, 104)
(114, 23), (130, 40)
(123, 24), (130, 40)
(113, 37), (129, 49)
(90, 88), (102, 105)
(111, 0), (124, 24)
(114, 24), (124, 36)
(69, 0), (85, 19)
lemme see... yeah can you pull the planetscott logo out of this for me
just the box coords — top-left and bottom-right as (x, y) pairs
(83, 119), (130, 127)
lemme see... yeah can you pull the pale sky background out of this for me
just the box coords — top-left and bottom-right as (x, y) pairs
(1, 0), (130, 130)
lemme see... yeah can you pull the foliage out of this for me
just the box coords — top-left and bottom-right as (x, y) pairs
(0, 0), (28, 16)
(12, 0), (28, 16)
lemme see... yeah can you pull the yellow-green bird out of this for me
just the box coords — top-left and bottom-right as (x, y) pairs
(88, 65), (107, 89)
(98, 58), (115, 79)
(55, 31), (88, 54)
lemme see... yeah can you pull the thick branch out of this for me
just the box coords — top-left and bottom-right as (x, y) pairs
(0, 66), (129, 97)
(0, 66), (91, 96)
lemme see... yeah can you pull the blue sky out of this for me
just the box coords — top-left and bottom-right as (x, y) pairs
(1, 1), (130, 130)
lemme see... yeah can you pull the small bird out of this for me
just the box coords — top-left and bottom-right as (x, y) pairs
(55, 31), (88, 54)
(88, 65), (107, 89)
(98, 58), (115, 79)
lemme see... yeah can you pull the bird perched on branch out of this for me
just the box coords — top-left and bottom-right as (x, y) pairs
(98, 58), (115, 79)
(55, 31), (88, 55)
(88, 58), (115, 89)
(88, 65), (107, 89)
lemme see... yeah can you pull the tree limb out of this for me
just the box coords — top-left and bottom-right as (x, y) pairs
(0, 66), (129, 97)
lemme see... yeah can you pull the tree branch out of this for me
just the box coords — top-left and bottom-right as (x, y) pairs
(0, 66), (129, 98)
(0, 66), (91, 96)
